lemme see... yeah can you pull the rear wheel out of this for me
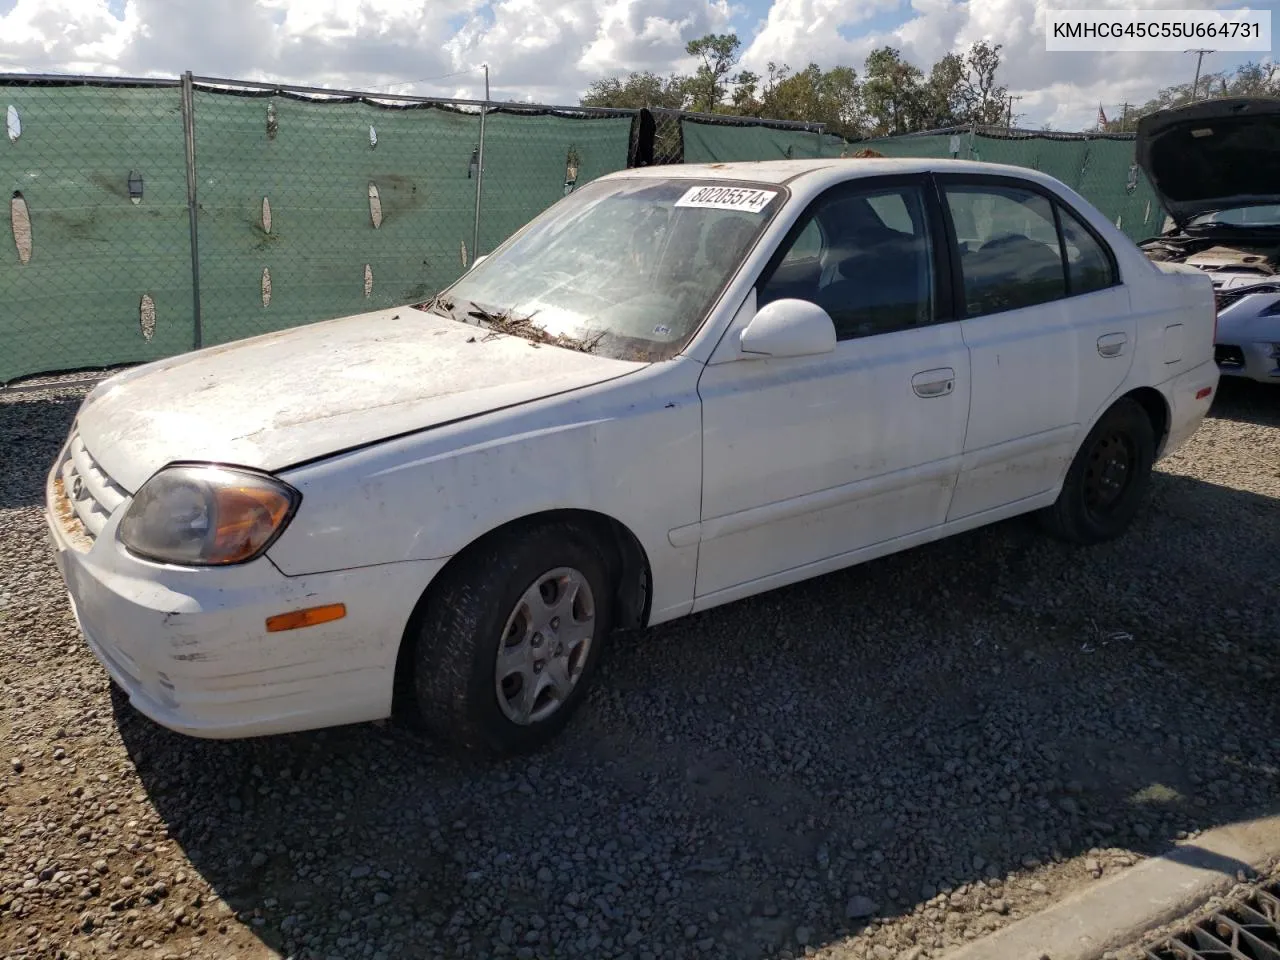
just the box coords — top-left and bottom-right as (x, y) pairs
(1039, 397), (1156, 545)
(410, 521), (613, 756)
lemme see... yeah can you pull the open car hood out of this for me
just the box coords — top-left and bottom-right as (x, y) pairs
(1135, 97), (1280, 228)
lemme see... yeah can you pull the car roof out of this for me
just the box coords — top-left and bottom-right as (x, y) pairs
(597, 157), (1066, 189)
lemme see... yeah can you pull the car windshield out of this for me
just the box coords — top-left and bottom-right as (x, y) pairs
(432, 177), (785, 361)
(1188, 204), (1280, 228)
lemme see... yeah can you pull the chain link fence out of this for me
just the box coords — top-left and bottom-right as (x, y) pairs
(0, 74), (642, 384)
(2, 75), (1176, 385)
(190, 86), (484, 347)
(1, 79), (195, 384)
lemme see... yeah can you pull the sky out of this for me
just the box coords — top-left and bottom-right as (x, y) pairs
(0, 0), (1273, 131)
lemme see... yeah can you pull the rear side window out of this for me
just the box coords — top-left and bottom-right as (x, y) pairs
(1058, 205), (1116, 294)
(944, 184), (1066, 316)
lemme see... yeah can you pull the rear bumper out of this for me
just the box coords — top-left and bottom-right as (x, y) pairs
(1159, 358), (1220, 459)
(45, 463), (445, 739)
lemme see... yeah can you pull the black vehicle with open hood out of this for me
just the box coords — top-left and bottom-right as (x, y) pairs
(1135, 97), (1280, 300)
(1136, 96), (1280, 229)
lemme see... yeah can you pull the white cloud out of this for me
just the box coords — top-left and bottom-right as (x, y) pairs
(0, 0), (1266, 127)
(0, 0), (135, 73)
(742, 0), (1252, 129)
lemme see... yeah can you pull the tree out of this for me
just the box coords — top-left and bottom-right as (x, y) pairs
(685, 33), (743, 112)
(821, 65), (862, 135)
(1229, 60), (1280, 96)
(729, 70), (760, 113)
(580, 71), (688, 109)
(1101, 59), (1280, 132)
(922, 52), (965, 127)
(756, 62), (863, 136)
(959, 41), (1007, 125)
(862, 46), (925, 135)
(579, 36), (1010, 138)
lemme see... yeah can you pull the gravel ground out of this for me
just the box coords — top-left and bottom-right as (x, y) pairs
(2, 377), (1278, 960)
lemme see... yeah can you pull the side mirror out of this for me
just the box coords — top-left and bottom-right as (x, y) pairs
(739, 298), (837, 359)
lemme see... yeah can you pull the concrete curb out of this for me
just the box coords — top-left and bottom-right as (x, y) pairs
(939, 814), (1280, 960)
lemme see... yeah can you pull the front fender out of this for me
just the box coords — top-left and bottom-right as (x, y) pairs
(267, 359), (705, 625)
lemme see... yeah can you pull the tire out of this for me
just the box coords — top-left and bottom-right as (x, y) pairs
(410, 521), (614, 756)
(1039, 397), (1156, 545)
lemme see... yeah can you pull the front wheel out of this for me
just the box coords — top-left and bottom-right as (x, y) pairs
(1039, 397), (1156, 545)
(410, 521), (613, 756)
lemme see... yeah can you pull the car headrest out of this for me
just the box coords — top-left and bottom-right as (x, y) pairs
(834, 236), (921, 279)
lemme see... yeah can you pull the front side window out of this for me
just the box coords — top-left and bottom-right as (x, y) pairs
(758, 182), (935, 341)
(944, 184), (1066, 316)
(438, 178), (784, 361)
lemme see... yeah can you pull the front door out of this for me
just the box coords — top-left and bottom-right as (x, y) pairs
(691, 176), (972, 603)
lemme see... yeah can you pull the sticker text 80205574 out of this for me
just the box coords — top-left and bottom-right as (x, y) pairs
(674, 186), (778, 214)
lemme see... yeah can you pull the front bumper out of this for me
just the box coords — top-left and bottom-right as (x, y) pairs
(1215, 340), (1280, 384)
(45, 455), (446, 739)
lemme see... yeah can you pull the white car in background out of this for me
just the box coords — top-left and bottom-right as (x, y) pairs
(1136, 96), (1280, 384)
(47, 157), (1219, 757)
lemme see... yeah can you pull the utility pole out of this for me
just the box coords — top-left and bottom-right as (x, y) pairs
(1119, 102), (1131, 132)
(1187, 49), (1213, 100)
(471, 63), (489, 265)
(1005, 94), (1023, 132)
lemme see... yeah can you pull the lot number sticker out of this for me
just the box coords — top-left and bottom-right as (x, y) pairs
(675, 185), (777, 214)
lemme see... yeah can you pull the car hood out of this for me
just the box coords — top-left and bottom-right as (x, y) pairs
(1136, 97), (1280, 228)
(75, 306), (647, 493)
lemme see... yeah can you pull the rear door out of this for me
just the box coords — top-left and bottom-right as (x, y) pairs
(935, 174), (1134, 521)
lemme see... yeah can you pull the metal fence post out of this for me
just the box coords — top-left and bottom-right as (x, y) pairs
(470, 65), (488, 264)
(179, 71), (203, 350)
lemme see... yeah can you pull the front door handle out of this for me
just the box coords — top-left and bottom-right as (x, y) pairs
(912, 367), (956, 398)
(1098, 332), (1128, 358)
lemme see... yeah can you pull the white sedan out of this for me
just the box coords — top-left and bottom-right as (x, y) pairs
(46, 158), (1219, 756)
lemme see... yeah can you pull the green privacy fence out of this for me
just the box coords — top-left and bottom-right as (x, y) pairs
(1, 82), (196, 383)
(0, 75), (639, 384)
(190, 91), (486, 347)
(679, 116), (836, 163)
(2, 78), (1175, 385)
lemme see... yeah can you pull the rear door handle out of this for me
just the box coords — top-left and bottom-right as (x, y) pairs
(912, 367), (956, 398)
(1098, 332), (1128, 358)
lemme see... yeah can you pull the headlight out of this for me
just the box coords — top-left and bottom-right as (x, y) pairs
(117, 464), (300, 566)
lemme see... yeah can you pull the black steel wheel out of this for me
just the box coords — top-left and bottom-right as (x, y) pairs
(1040, 397), (1156, 545)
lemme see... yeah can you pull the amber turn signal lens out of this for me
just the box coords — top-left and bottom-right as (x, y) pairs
(210, 484), (295, 564)
(266, 603), (347, 633)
